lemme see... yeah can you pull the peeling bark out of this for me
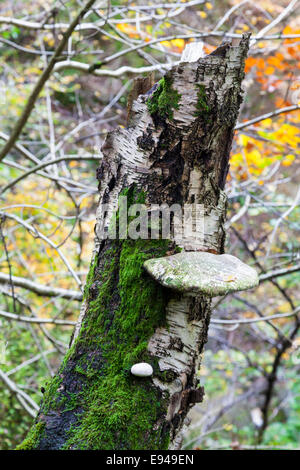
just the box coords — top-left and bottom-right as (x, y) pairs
(18, 35), (250, 451)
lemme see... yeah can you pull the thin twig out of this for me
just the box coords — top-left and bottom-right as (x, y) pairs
(0, 272), (82, 300)
(235, 105), (300, 130)
(0, 309), (76, 325)
(0, 0), (97, 163)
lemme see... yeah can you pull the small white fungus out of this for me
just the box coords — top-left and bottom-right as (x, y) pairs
(130, 362), (153, 377)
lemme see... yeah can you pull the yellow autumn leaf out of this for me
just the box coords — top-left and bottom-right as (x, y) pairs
(260, 118), (272, 128)
(171, 38), (185, 50)
(25, 67), (42, 75)
(223, 423), (233, 431)
(44, 36), (55, 47)
(161, 39), (185, 52)
(116, 23), (139, 38)
(278, 302), (291, 313)
(282, 154), (295, 166)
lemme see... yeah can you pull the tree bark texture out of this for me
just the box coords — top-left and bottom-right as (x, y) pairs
(18, 35), (250, 450)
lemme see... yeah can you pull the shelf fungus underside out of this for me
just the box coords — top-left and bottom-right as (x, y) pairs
(144, 252), (259, 297)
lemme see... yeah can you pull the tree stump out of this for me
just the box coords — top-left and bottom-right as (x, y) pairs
(18, 34), (252, 450)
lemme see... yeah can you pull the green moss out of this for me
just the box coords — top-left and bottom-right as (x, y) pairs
(147, 76), (180, 120)
(20, 187), (174, 450)
(62, 234), (171, 449)
(83, 253), (98, 299)
(16, 421), (45, 450)
(39, 374), (62, 414)
(29, 187), (172, 450)
(195, 84), (210, 118)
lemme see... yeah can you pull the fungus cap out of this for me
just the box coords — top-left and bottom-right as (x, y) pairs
(144, 252), (259, 297)
(131, 362), (153, 377)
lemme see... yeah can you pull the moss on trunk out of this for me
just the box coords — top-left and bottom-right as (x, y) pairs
(194, 84), (210, 119)
(19, 188), (173, 450)
(147, 75), (181, 120)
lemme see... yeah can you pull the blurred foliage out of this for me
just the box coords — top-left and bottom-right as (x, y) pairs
(185, 350), (300, 449)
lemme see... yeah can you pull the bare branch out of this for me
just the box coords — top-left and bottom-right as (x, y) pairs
(0, 155), (100, 196)
(0, 309), (76, 325)
(6, 350), (56, 376)
(259, 263), (300, 282)
(0, 0), (97, 163)
(0, 272), (82, 300)
(54, 59), (179, 76)
(235, 105), (300, 130)
(0, 211), (83, 289)
(250, 0), (299, 46)
(264, 187), (300, 260)
(0, 368), (39, 417)
(211, 306), (300, 325)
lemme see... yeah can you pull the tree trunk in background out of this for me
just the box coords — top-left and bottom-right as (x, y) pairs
(18, 35), (250, 450)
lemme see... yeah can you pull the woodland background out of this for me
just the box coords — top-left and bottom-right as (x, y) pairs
(0, 0), (299, 450)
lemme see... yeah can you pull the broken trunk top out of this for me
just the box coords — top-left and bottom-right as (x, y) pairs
(143, 251), (259, 297)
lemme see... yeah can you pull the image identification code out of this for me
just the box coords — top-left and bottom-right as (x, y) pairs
(106, 454), (194, 466)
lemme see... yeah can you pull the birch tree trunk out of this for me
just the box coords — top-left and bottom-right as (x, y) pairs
(18, 35), (250, 450)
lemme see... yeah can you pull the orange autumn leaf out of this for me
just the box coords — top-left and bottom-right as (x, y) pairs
(283, 25), (300, 44)
(265, 66), (275, 75)
(267, 56), (285, 70)
(256, 58), (265, 70)
(275, 52), (284, 61)
(203, 44), (217, 54)
(245, 57), (257, 72)
(287, 46), (300, 58)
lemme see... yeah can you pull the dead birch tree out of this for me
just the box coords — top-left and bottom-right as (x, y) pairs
(17, 34), (257, 451)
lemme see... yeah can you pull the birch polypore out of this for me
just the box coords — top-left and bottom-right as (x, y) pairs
(18, 35), (251, 451)
(144, 250), (257, 438)
(144, 252), (259, 296)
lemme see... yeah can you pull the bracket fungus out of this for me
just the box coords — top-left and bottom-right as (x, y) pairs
(143, 252), (259, 297)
